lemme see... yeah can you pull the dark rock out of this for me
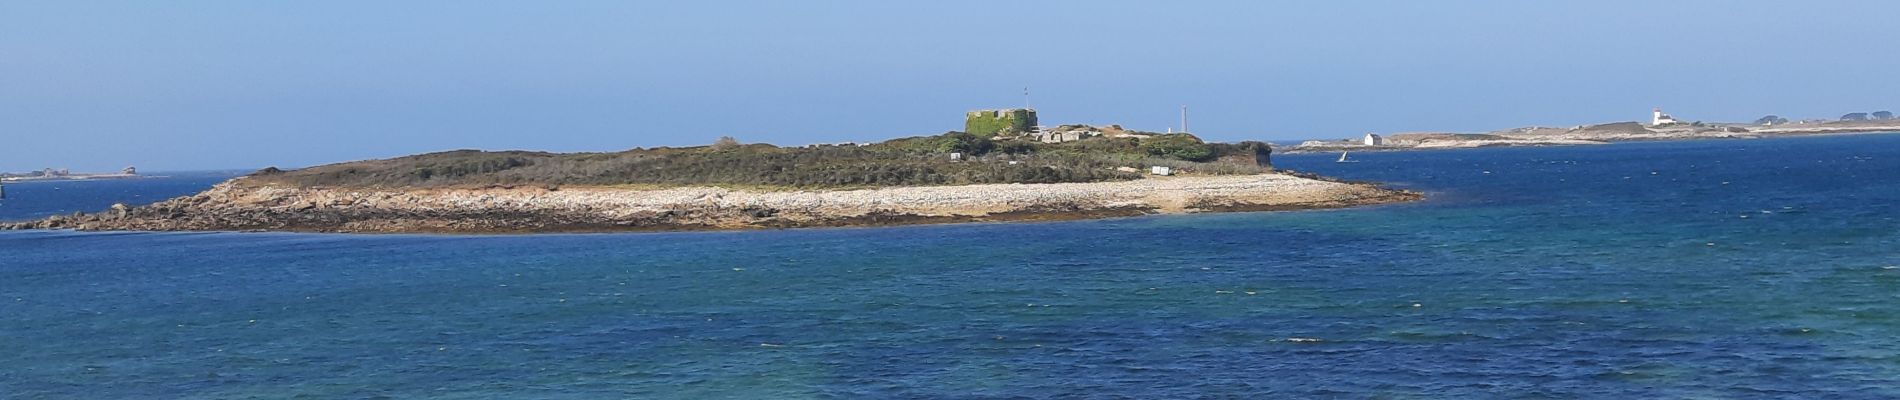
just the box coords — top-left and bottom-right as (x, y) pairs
(744, 207), (778, 218)
(1574, 122), (1650, 135)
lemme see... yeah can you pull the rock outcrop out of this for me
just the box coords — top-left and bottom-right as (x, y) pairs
(2, 174), (1419, 234)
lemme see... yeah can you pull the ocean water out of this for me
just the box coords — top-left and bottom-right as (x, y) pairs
(6, 135), (1900, 398)
(0, 172), (239, 222)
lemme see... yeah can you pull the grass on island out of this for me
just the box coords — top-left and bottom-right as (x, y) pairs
(243, 132), (1274, 189)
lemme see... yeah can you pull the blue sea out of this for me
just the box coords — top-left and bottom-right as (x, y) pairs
(6, 135), (1900, 398)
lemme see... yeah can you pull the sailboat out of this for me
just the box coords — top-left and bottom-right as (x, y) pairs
(1336, 151), (1357, 163)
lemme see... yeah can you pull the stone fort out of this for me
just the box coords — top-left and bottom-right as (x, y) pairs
(964, 109), (1038, 137)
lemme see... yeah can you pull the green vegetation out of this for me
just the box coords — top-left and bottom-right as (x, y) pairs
(1139, 134), (1215, 161)
(1387, 133), (1517, 142)
(963, 109), (1037, 137)
(247, 132), (1271, 189)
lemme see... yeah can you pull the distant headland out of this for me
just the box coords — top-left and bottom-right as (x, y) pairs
(1, 166), (147, 182)
(1, 109), (1419, 233)
(1289, 108), (1900, 153)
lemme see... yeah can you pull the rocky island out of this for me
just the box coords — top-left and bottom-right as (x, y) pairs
(1, 166), (145, 182)
(4, 111), (1419, 233)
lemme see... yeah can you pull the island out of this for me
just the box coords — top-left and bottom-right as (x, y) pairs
(2, 110), (1420, 233)
(1, 166), (146, 182)
(1287, 108), (1900, 153)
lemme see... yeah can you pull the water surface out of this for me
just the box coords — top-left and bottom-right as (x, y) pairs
(6, 135), (1900, 397)
(0, 171), (237, 221)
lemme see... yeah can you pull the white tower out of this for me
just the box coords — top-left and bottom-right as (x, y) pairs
(1651, 108), (1677, 125)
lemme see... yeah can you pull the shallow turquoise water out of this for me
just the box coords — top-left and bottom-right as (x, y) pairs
(5, 135), (1900, 397)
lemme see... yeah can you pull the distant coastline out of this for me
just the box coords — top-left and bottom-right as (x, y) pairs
(2, 166), (150, 183)
(1284, 117), (1900, 154)
(2, 173), (154, 183)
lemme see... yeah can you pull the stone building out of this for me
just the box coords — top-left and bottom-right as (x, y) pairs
(1035, 124), (1103, 143)
(965, 109), (1038, 137)
(1038, 131), (1086, 143)
(1652, 108), (1679, 126)
(1362, 133), (1384, 146)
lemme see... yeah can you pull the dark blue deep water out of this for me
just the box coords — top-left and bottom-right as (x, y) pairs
(6, 135), (1900, 398)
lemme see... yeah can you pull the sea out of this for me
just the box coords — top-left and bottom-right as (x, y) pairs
(5, 134), (1900, 398)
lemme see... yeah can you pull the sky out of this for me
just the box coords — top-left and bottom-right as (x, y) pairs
(3, 1), (1896, 172)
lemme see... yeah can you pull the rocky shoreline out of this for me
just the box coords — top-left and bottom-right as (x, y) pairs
(1, 174), (1421, 234)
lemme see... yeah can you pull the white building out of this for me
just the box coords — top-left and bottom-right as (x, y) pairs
(1037, 130), (1088, 143)
(1150, 166), (1173, 176)
(1362, 133), (1384, 146)
(1652, 108), (1679, 126)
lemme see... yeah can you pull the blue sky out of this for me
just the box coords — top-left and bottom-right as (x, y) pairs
(3, 1), (1895, 171)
